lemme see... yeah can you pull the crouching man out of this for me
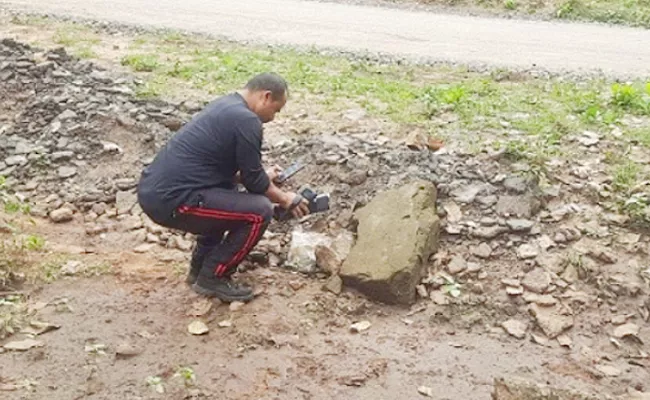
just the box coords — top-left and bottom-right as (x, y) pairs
(137, 73), (309, 303)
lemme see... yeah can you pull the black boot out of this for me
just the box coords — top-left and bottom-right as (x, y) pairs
(186, 236), (221, 285)
(191, 272), (254, 303)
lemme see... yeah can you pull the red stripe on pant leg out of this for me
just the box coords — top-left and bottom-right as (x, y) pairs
(178, 206), (264, 276)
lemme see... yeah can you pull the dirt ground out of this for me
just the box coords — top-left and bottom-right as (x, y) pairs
(0, 223), (629, 400)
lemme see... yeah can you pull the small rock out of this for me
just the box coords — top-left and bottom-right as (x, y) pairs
(60, 260), (83, 275)
(188, 320), (209, 335)
(418, 386), (434, 397)
(517, 243), (539, 259)
(416, 284), (429, 298)
(588, 248), (617, 264)
(531, 333), (550, 346)
(3, 338), (44, 351)
(503, 176), (529, 193)
(522, 268), (551, 294)
(218, 320), (233, 328)
(350, 321), (372, 333)
(5, 155), (27, 166)
(507, 219), (535, 232)
(451, 184), (484, 204)
(613, 323), (640, 339)
(467, 262), (482, 273)
(447, 255), (467, 275)
(323, 275), (343, 295)
(523, 293), (557, 306)
(50, 207), (74, 223)
(57, 109), (77, 121)
(116, 190), (137, 215)
(115, 344), (143, 359)
(595, 365), (621, 377)
(506, 287), (524, 296)
(229, 301), (245, 312)
(57, 166), (77, 179)
(530, 304), (574, 339)
(557, 334), (573, 348)
(471, 243), (492, 259)
(611, 315), (628, 326)
(134, 243), (156, 253)
(443, 202), (462, 222)
(502, 319), (528, 339)
(472, 226), (508, 239)
(577, 131), (600, 147)
(537, 235), (555, 251)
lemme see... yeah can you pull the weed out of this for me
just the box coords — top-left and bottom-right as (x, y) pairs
(612, 161), (641, 194)
(121, 54), (161, 72)
(504, 0), (518, 9)
(23, 235), (45, 252)
(174, 367), (197, 387)
(146, 376), (165, 394)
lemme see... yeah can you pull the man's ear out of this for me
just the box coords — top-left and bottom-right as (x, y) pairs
(263, 91), (272, 102)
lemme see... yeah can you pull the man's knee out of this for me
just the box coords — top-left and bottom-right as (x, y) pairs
(255, 196), (273, 223)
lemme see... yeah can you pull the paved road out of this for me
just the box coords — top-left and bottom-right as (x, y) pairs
(2, 0), (650, 77)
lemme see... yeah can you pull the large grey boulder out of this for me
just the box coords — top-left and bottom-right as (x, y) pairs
(340, 181), (440, 305)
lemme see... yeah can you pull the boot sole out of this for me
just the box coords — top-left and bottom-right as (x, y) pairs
(190, 282), (254, 303)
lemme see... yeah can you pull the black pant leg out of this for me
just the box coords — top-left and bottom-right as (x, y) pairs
(174, 187), (273, 277)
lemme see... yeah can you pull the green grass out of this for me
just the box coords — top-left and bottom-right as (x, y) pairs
(556, 0), (650, 28)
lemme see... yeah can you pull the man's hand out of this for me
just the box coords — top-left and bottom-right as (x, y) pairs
(266, 165), (283, 183)
(280, 192), (310, 219)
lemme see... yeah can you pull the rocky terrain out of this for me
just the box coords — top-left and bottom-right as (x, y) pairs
(1, 37), (649, 399)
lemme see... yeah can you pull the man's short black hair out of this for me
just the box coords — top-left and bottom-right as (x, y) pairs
(244, 73), (288, 101)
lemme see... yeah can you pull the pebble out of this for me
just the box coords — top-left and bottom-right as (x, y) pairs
(447, 255), (467, 274)
(517, 243), (539, 259)
(49, 207), (73, 223)
(5, 155), (27, 166)
(502, 319), (527, 339)
(521, 268), (551, 294)
(471, 243), (492, 259)
(506, 219), (535, 232)
(57, 166), (77, 179)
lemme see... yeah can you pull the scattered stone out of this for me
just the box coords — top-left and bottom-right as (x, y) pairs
(557, 334), (573, 348)
(611, 315), (629, 326)
(496, 195), (540, 218)
(323, 275), (343, 295)
(350, 321), (372, 333)
(134, 243), (156, 253)
(20, 320), (60, 336)
(116, 190), (138, 215)
(287, 228), (331, 274)
(595, 365), (621, 377)
(5, 155), (27, 166)
(506, 287), (524, 296)
(218, 320), (232, 328)
(49, 207), (74, 223)
(57, 109), (78, 121)
(472, 225), (509, 239)
(416, 284), (429, 298)
(502, 319), (528, 339)
(451, 184), (484, 204)
(507, 219), (535, 232)
(523, 293), (557, 306)
(188, 320), (209, 335)
(60, 260), (83, 275)
(587, 248), (617, 264)
(521, 268), (551, 294)
(3, 338), (44, 351)
(537, 235), (555, 251)
(503, 176), (529, 193)
(115, 343), (143, 359)
(530, 304), (574, 339)
(57, 166), (77, 179)
(229, 301), (245, 312)
(443, 201), (462, 222)
(315, 245), (342, 275)
(341, 181), (439, 305)
(471, 243), (492, 259)
(613, 323), (640, 340)
(447, 254), (467, 275)
(187, 299), (212, 317)
(531, 333), (550, 347)
(577, 131), (600, 147)
(517, 243), (539, 259)
(418, 386), (434, 397)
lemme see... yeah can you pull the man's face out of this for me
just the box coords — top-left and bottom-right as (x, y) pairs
(256, 91), (287, 123)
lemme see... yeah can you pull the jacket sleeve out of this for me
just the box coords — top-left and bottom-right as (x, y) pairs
(234, 116), (270, 194)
